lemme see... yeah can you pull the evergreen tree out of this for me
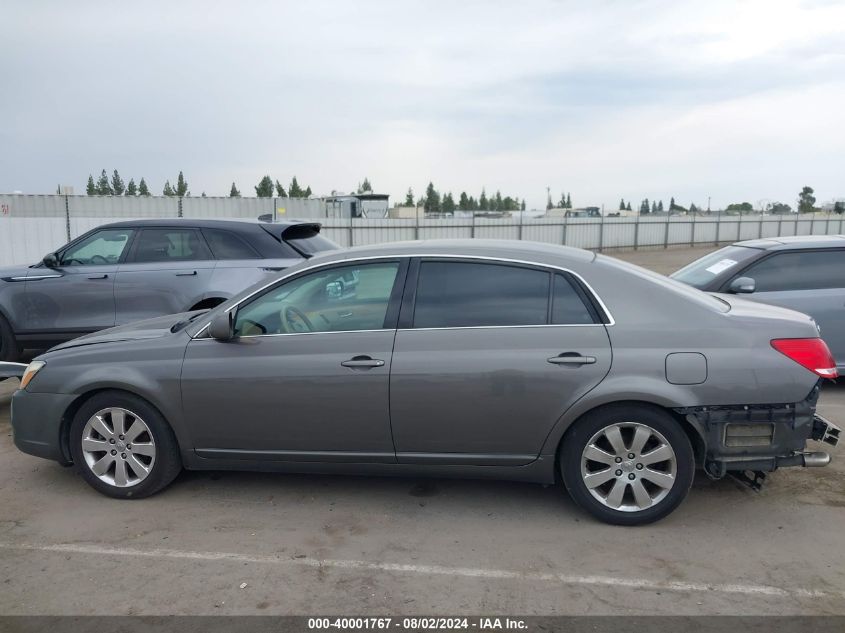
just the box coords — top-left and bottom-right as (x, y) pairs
(657, 200), (664, 213)
(404, 188), (414, 207)
(162, 181), (175, 196)
(641, 199), (650, 214)
(358, 178), (372, 193)
(690, 203), (699, 214)
(125, 179), (137, 196)
(626, 201), (632, 211)
(288, 177), (304, 197)
(494, 190), (503, 212)
(255, 175), (274, 197)
(304, 186), (312, 197)
(559, 193), (567, 208)
(651, 201), (658, 213)
(175, 171), (189, 197)
(424, 182), (441, 214)
(138, 178), (150, 196)
(669, 196), (676, 211)
(468, 196), (477, 211)
(442, 192), (456, 214)
(458, 192), (470, 211)
(619, 198), (626, 211)
(110, 170), (125, 196)
(230, 182), (241, 197)
(201, 192), (206, 197)
(798, 186), (816, 213)
(86, 175), (97, 195)
(275, 180), (287, 197)
(480, 189), (490, 211)
(96, 169), (113, 195)
(565, 193), (572, 209)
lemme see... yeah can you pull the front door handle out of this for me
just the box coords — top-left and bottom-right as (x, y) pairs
(341, 355), (385, 369)
(87, 274), (108, 280)
(548, 353), (596, 365)
(175, 270), (198, 276)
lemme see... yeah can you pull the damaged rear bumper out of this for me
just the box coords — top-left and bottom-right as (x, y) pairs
(674, 383), (841, 479)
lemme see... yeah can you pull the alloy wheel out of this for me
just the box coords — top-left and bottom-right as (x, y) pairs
(580, 422), (677, 512)
(81, 407), (156, 487)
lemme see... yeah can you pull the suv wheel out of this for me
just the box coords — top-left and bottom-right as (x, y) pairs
(69, 391), (182, 498)
(561, 404), (694, 525)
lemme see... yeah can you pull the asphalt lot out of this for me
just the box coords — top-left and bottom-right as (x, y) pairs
(1, 244), (844, 615)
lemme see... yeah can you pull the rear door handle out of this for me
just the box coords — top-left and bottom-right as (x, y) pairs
(548, 354), (596, 365)
(175, 270), (198, 276)
(341, 355), (385, 369)
(87, 274), (108, 280)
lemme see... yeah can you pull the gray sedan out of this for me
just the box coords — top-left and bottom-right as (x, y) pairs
(671, 235), (845, 371)
(10, 240), (841, 525)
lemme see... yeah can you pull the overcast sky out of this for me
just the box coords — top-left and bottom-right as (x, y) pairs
(2, 0), (844, 210)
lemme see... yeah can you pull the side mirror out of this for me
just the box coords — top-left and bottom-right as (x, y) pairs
(208, 312), (235, 341)
(42, 253), (59, 268)
(729, 276), (756, 294)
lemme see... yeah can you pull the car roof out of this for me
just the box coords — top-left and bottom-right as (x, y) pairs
(308, 239), (597, 266)
(98, 218), (314, 231)
(734, 235), (845, 250)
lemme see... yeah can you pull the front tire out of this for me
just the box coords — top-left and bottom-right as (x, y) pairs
(561, 404), (694, 525)
(0, 313), (21, 362)
(69, 391), (182, 498)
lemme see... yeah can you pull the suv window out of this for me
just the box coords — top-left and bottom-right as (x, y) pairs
(60, 228), (133, 266)
(234, 262), (400, 336)
(552, 274), (596, 324)
(203, 229), (260, 260)
(132, 228), (212, 263)
(413, 261), (550, 328)
(739, 250), (845, 292)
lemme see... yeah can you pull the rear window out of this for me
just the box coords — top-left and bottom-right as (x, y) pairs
(202, 229), (260, 260)
(670, 245), (760, 289)
(278, 224), (339, 257)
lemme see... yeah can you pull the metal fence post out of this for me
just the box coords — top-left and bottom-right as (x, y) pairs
(562, 215), (568, 246)
(737, 213), (742, 241)
(690, 213), (696, 246)
(64, 194), (71, 241)
(758, 213), (763, 239)
(777, 215), (782, 237)
(715, 211), (721, 245)
(634, 213), (640, 250)
(663, 216), (670, 249)
(810, 213), (815, 235)
(598, 214), (604, 251)
(415, 205), (420, 240)
(471, 212), (475, 239)
(794, 212), (799, 236)
(177, 197), (183, 218)
(518, 210), (523, 241)
(349, 216), (354, 247)
(825, 214), (830, 235)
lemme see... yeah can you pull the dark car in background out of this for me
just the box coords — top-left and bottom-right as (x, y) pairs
(0, 219), (338, 360)
(670, 235), (845, 371)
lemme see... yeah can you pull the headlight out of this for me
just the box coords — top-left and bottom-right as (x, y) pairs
(20, 361), (46, 390)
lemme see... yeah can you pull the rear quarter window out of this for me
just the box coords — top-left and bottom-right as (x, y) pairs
(202, 229), (261, 260)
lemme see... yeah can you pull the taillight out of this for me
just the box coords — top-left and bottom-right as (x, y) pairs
(771, 338), (838, 379)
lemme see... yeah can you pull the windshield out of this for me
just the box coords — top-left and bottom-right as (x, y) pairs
(669, 245), (760, 289)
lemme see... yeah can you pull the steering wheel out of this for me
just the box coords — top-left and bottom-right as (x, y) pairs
(89, 255), (109, 264)
(283, 306), (315, 333)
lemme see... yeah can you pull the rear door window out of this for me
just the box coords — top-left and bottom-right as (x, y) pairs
(738, 250), (845, 292)
(131, 228), (212, 263)
(412, 261), (550, 328)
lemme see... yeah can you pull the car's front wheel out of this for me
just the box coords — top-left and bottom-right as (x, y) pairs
(561, 404), (694, 525)
(69, 391), (182, 498)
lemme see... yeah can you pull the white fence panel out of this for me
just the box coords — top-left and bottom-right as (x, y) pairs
(0, 217), (67, 265)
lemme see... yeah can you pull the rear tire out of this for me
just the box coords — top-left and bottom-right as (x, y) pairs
(0, 313), (21, 362)
(69, 391), (182, 499)
(561, 404), (694, 525)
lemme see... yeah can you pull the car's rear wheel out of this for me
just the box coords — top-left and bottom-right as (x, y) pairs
(0, 314), (21, 362)
(561, 404), (694, 525)
(69, 391), (182, 498)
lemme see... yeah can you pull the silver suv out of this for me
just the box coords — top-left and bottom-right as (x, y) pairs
(0, 218), (338, 359)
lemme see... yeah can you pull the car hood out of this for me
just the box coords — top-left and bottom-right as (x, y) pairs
(0, 264), (37, 281)
(48, 311), (206, 352)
